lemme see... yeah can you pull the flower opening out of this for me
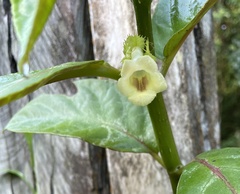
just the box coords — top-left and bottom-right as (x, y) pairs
(130, 70), (149, 92)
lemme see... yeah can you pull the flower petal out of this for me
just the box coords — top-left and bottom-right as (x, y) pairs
(128, 91), (156, 106)
(136, 55), (159, 72)
(117, 77), (137, 97)
(148, 72), (167, 92)
(121, 60), (139, 76)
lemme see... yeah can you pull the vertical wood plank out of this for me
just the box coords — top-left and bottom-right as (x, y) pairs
(88, 0), (136, 68)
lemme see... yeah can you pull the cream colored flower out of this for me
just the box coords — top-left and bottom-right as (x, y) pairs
(117, 54), (167, 106)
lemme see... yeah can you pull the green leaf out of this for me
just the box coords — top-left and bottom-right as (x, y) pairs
(0, 169), (35, 193)
(0, 60), (120, 107)
(152, 0), (218, 75)
(6, 79), (158, 154)
(10, 0), (56, 75)
(177, 148), (240, 194)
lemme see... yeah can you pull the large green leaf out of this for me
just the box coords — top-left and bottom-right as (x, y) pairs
(0, 61), (120, 107)
(6, 79), (158, 154)
(10, 0), (56, 74)
(177, 148), (240, 194)
(152, 0), (218, 75)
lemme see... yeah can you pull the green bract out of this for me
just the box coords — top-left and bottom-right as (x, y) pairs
(122, 36), (145, 61)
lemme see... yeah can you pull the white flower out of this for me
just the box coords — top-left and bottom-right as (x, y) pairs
(117, 54), (167, 106)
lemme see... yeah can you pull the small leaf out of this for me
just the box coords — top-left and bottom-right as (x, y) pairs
(177, 148), (240, 194)
(10, 0), (56, 74)
(152, 0), (217, 75)
(0, 60), (120, 107)
(0, 169), (35, 193)
(0, 169), (24, 178)
(6, 79), (158, 154)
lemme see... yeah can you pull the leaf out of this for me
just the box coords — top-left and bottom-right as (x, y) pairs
(6, 79), (158, 154)
(0, 169), (35, 193)
(152, 0), (218, 75)
(0, 60), (120, 107)
(177, 148), (240, 194)
(10, 0), (56, 75)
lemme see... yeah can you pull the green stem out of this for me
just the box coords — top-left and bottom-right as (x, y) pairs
(132, 0), (154, 46)
(148, 94), (183, 192)
(131, 0), (182, 193)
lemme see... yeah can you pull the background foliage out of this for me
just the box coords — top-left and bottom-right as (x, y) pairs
(214, 0), (240, 147)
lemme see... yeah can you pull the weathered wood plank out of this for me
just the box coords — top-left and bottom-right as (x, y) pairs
(88, 0), (137, 68)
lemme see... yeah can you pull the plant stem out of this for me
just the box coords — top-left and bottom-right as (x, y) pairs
(148, 94), (183, 192)
(131, 0), (182, 193)
(132, 0), (154, 46)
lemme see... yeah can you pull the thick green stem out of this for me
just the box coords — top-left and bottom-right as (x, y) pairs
(148, 94), (183, 192)
(132, 0), (154, 46)
(131, 0), (182, 193)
